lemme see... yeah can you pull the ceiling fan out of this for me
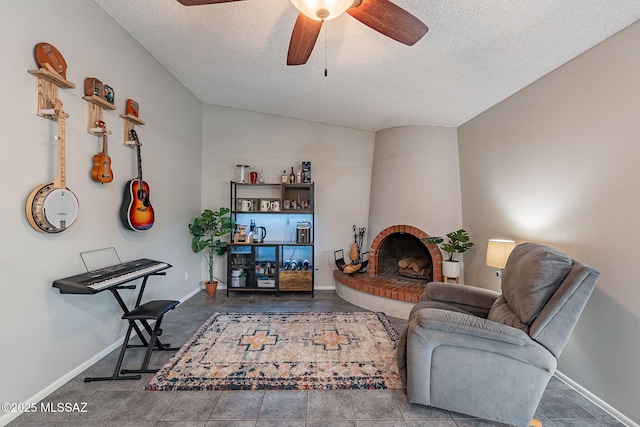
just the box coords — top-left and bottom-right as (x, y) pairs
(176, 0), (428, 65)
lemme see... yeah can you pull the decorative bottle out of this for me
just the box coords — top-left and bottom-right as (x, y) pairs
(281, 170), (288, 183)
(289, 167), (295, 184)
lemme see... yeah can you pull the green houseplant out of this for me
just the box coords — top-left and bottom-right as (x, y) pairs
(422, 229), (474, 279)
(188, 207), (235, 294)
(423, 228), (474, 261)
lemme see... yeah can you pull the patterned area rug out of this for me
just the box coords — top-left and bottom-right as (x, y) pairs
(146, 311), (401, 391)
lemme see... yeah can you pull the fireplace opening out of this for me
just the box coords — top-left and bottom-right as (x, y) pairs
(377, 233), (432, 282)
(368, 225), (443, 283)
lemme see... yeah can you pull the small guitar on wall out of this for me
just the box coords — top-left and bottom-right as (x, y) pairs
(91, 120), (114, 184)
(34, 42), (67, 79)
(26, 98), (79, 233)
(120, 129), (154, 231)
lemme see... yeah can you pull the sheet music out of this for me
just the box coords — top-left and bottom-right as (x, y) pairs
(80, 247), (122, 272)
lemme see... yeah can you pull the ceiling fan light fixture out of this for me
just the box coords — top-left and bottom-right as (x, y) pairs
(290, 0), (354, 21)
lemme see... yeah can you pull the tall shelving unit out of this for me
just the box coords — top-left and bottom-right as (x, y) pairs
(227, 181), (315, 296)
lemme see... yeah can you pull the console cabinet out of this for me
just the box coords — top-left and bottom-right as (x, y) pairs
(227, 182), (314, 296)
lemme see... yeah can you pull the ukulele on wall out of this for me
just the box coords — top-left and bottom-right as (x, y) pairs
(120, 129), (154, 231)
(26, 98), (79, 233)
(91, 120), (114, 184)
(34, 42), (67, 79)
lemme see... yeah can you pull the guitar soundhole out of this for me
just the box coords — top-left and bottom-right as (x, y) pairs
(137, 189), (149, 207)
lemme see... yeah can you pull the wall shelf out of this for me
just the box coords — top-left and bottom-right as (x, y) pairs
(83, 94), (116, 135)
(28, 68), (75, 120)
(228, 182), (315, 296)
(120, 114), (145, 145)
(28, 68), (75, 89)
(83, 95), (116, 110)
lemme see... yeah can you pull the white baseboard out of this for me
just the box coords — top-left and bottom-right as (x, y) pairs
(0, 337), (123, 427)
(554, 371), (638, 427)
(0, 287), (202, 427)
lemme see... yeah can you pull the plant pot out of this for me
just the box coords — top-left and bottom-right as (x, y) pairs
(205, 281), (218, 296)
(442, 260), (460, 278)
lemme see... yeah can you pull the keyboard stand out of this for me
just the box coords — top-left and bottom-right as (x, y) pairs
(84, 272), (179, 382)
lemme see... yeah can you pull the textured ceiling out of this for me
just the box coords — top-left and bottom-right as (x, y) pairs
(94, 0), (640, 132)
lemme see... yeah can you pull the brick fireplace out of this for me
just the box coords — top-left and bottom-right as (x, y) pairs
(333, 225), (443, 304)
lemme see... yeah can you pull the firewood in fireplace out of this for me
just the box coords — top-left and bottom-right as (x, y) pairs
(398, 257), (417, 268)
(409, 258), (429, 272)
(399, 267), (429, 277)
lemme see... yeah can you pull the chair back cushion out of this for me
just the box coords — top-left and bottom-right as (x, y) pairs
(529, 260), (600, 356)
(498, 243), (572, 325)
(487, 296), (529, 332)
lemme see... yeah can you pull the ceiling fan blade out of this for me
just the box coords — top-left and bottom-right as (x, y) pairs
(287, 13), (323, 66)
(347, 0), (428, 46)
(177, 0), (243, 5)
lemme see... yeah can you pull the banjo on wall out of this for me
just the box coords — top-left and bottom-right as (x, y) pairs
(26, 98), (79, 233)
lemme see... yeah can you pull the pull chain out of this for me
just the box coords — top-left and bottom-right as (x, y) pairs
(324, 19), (328, 77)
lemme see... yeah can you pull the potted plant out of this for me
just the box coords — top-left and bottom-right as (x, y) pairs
(188, 207), (235, 295)
(422, 229), (474, 279)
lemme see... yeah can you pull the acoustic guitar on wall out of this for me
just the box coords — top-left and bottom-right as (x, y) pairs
(120, 129), (154, 231)
(91, 120), (114, 184)
(26, 98), (79, 233)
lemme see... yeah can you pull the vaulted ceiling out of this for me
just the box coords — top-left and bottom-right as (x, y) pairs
(94, 0), (640, 131)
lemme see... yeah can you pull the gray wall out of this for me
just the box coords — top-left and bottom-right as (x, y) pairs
(2, 1), (639, 425)
(458, 19), (640, 425)
(199, 104), (375, 287)
(0, 0), (203, 420)
(367, 125), (462, 261)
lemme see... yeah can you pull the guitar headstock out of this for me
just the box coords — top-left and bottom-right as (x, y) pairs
(129, 129), (140, 145)
(50, 98), (69, 119)
(97, 120), (107, 134)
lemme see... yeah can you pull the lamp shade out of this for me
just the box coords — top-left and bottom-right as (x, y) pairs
(486, 239), (516, 269)
(290, 0), (354, 21)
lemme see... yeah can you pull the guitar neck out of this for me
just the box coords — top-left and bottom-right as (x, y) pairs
(136, 143), (143, 183)
(54, 117), (66, 188)
(103, 132), (109, 157)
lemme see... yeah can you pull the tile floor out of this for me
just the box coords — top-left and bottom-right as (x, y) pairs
(7, 290), (624, 427)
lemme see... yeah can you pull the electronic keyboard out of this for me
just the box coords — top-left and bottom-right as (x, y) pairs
(53, 258), (171, 294)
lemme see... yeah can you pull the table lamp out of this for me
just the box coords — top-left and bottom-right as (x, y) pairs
(486, 239), (516, 277)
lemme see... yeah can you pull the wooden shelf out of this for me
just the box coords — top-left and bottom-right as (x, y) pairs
(228, 242), (314, 246)
(28, 68), (75, 89)
(120, 114), (145, 146)
(28, 69), (75, 120)
(82, 95), (116, 110)
(83, 95), (116, 135)
(120, 114), (145, 125)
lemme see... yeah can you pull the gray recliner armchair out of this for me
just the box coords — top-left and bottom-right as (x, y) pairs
(397, 242), (601, 427)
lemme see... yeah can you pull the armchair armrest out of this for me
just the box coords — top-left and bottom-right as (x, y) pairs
(413, 307), (530, 346)
(419, 282), (500, 317)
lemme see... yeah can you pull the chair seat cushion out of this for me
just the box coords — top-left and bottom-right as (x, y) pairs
(123, 300), (179, 320)
(501, 243), (572, 324)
